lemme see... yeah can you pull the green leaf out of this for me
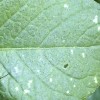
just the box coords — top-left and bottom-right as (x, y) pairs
(0, 0), (100, 100)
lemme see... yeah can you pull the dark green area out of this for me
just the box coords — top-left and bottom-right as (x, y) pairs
(94, 0), (100, 3)
(64, 64), (68, 68)
(88, 87), (100, 100)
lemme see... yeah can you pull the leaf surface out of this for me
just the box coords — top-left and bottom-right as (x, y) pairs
(0, 0), (100, 100)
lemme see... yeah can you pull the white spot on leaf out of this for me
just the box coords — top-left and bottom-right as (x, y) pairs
(93, 15), (98, 24)
(64, 4), (69, 9)
(81, 53), (85, 58)
(66, 90), (70, 94)
(24, 89), (30, 94)
(70, 78), (73, 81)
(98, 26), (100, 31)
(49, 78), (53, 83)
(15, 87), (19, 91)
(22, 54), (25, 58)
(29, 80), (33, 83)
(36, 69), (40, 73)
(39, 58), (43, 62)
(73, 85), (76, 88)
(14, 67), (19, 74)
(70, 49), (74, 55)
(94, 76), (98, 84)
(28, 80), (33, 88)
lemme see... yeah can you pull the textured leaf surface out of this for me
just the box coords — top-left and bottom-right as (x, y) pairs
(0, 0), (100, 100)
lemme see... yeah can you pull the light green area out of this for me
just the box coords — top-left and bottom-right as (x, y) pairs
(0, 0), (100, 100)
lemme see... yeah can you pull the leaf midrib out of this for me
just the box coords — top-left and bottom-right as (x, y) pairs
(0, 45), (100, 51)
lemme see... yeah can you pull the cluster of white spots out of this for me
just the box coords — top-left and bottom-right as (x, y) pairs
(15, 87), (19, 91)
(66, 90), (70, 94)
(81, 53), (85, 58)
(28, 80), (33, 88)
(93, 15), (98, 24)
(70, 49), (74, 55)
(49, 78), (53, 83)
(14, 67), (19, 74)
(98, 26), (100, 31)
(73, 84), (76, 88)
(24, 89), (30, 94)
(64, 4), (69, 9)
(94, 76), (98, 84)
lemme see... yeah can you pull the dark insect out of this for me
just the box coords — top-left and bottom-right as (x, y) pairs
(94, 0), (100, 3)
(64, 64), (68, 68)
(0, 74), (8, 79)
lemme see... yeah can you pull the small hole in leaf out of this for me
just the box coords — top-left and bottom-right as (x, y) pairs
(64, 64), (68, 68)
(94, 0), (100, 4)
